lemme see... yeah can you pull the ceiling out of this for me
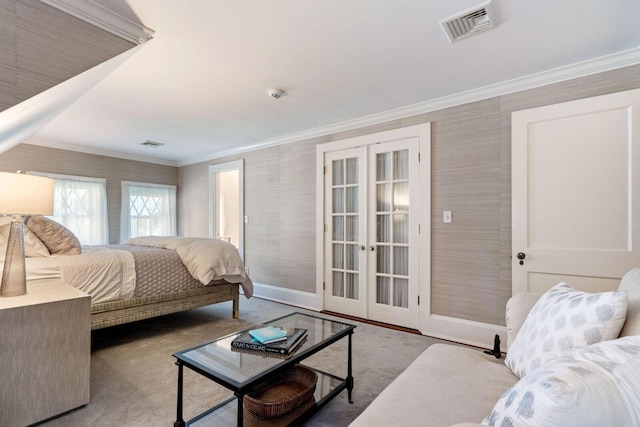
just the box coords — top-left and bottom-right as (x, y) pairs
(30, 0), (640, 166)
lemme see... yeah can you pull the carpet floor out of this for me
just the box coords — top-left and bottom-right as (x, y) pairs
(39, 296), (449, 426)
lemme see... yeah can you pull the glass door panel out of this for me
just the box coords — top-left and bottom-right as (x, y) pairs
(373, 148), (410, 309)
(324, 147), (367, 319)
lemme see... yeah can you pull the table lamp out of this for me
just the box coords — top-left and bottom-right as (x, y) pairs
(0, 171), (54, 297)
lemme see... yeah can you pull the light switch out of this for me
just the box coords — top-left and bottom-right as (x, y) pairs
(443, 211), (452, 223)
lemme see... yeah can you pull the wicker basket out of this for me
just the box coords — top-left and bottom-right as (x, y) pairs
(244, 364), (318, 418)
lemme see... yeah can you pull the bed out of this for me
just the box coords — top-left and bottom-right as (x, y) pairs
(0, 216), (253, 329)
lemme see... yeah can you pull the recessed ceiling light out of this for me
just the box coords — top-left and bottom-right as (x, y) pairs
(140, 140), (165, 147)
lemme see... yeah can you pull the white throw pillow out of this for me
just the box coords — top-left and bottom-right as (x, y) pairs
(484, 336), (640, 427)
(0, 222), (50, 260)
(505, 282), (627, 378)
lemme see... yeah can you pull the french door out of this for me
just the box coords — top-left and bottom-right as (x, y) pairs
(323, 138), (420, 328)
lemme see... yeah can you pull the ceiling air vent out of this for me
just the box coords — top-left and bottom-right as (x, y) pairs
(440, 0), (494, 43)
(140, 140), (165, 147)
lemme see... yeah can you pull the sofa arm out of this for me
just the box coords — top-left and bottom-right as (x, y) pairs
(505, 292), (541, 350)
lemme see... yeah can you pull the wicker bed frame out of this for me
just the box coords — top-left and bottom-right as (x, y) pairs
(90, 282), (240, 330)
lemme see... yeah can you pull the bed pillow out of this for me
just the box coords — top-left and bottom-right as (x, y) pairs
(26, 216), (81, 255)
(0, 222), (51, 259)
(505, 282), (627, 378)
(484, 335), (640, 427)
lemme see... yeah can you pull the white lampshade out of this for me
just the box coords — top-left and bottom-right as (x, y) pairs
(0, 172), (54, 215)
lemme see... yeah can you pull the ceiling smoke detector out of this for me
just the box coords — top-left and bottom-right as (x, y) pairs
(440, 0), (495, 43)
(268, 88), (285, 99)
(140, 140), (165, 147)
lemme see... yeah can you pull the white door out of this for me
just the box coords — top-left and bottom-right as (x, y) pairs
(512, 89), (640, 295)
(367, 140), (420, 327)
(323, 139), (420, 328)
(324, 147), (368, 319)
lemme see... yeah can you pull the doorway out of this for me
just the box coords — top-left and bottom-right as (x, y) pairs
(317, 124), (430, 329)
(209, 160), (244, 259)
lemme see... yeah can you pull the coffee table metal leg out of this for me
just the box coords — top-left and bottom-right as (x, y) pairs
(347, 331), (354, 403)
(174, 362), (185, 427)
(235, 392), (244, 426)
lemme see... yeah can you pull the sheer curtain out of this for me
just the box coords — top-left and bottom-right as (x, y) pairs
(30, 172), (108, 245)
(120, 181), (176, 242)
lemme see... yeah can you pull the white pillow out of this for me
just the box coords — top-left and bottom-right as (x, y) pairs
(505, 282), (627, 378)
(0, 222), (51, 260)
(484, 336), (640, 427)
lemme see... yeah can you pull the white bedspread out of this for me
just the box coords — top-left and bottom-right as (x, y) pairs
(57, 246), (137, 303)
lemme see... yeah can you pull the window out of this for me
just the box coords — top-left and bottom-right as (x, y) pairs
(121, 181), (176, 242)
(29, 172), (108, 245)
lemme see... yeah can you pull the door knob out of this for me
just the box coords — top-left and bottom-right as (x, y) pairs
(360, 245), (366, 251)
(369, 245), (375, 251)
(516, 252), (526, 265)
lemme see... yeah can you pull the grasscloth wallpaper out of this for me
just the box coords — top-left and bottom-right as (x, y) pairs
(0, 144), (178, 243)
(0, 0), (638, 326)
(180, 64), (640, 326)
(0, 0), (133, 112)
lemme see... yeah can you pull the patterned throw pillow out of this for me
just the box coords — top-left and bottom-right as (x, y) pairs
(26, 216), (81, 255)
(505, 282), (627, 378)
(484, 336), (640, 427)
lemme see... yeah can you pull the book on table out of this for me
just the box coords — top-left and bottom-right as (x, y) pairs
(231, 327), (308, 355)
(248, 325), (288, 344)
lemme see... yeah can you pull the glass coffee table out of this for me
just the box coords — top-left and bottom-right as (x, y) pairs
(172, 312), (356, 426)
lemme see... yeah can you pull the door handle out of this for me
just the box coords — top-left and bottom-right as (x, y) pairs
(516, 252), (526, 265)
(360, 245), (366, 251)
(369, 245), (375, 252)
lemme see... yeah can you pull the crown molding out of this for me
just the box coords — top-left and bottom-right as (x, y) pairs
(23, 138), (178, 167)
(39, 0), (154, 45)
(178, 47), (640, 166)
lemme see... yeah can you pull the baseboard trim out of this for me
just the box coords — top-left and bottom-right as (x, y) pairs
(421, 314), (506, 350)
(244, 282), (321, 312)
(244, 284), (506, 349)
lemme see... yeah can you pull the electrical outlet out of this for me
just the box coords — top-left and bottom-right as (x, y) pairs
(443, 211), (452, 223)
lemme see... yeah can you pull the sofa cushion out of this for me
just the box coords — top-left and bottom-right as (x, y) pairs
(619, 268), (640, 337)
(505, 292), (541, 351)
(484, 336), (640, 427)
(505, 282), (627, 378)
(350, 344), (518, 427)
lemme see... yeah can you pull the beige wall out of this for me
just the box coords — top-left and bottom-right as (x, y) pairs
(179, 64), (640, 326)
(0, 0), (133, 112)
(0, 144), (178, 243)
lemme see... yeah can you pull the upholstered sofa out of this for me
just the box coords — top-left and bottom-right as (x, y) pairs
(351, 269), (640, 427)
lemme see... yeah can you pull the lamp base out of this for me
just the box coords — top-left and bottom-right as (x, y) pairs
(0, 216), (27, 297)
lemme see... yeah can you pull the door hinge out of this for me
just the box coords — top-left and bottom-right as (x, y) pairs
(323, 166), (326, 175)
(323, 282), (326, 290)
(418, 152), (421, 162)
(417, 295), (420, 305)
(418, 224), (420, 234)
(324, 224), (327, 233)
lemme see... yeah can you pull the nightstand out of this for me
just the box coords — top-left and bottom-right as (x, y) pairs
(0, 281), (90, 427)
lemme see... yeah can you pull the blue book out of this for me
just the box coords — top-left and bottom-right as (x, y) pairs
(248, 326), (288, 344)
